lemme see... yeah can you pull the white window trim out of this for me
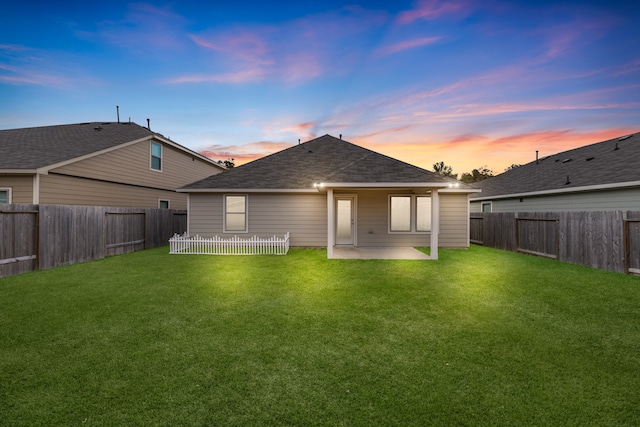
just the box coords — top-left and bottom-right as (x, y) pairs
(150, 141), (163, 172)
(223, 194), (248, 233)
(0, 187), (11, 204)
(481, 201), (493, 213)
(158, 199), (170, 209)
(388, 194), (431, 234)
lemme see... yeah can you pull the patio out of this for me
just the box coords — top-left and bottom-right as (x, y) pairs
(330, 246), (431, 260)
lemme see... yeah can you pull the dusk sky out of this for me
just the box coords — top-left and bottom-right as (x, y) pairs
(1, 0), (639, 175)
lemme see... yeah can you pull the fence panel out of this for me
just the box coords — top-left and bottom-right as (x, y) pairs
(0, 204), (188, 278)
(170, 233), (290, 255)
(104, 210), (145, 257)
(470, 213), (483, 244)
(471, 211), (632, 274)
(39, 205), (106, 270)
(626, 211), (640, 274)
(559, 211), (624, 273)
(516, 213), (559, 259)
(0, 205), (38, 278)
(483, 213), (516, 251)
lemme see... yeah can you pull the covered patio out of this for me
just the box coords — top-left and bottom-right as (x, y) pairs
(331, 246), (430, 260)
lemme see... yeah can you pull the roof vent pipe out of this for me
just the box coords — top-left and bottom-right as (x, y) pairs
(147, 118), (150, 130)
(536, 150), (539, 165)
(614, 142), (619, 150)
(340, 134), (342, 139)
(298, 139), (301, 145)
(116, 105), (120, 123)
(565, 175), (571, 185)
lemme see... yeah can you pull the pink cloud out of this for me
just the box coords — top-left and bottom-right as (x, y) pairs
(277, 121), (318, 141)
(190, 33), (271, 64)
(200, 141), (293, 165)
(84, 3), (188, 52)
(168, 6), (386, 85)
(397, 0), (471, 24)
(375, 36), (441, 56)
(0, 46), (70, 87)
(166, 68), (267, 84)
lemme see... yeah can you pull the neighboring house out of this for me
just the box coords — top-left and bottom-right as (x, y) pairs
(0, 122), (225, 209)
(470, 131), (640, 213)
(179, 134), (479, 259)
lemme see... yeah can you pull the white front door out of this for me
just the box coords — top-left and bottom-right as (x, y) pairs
(335, 197), (355, 245)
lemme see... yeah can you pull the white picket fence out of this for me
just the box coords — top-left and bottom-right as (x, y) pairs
(169, 232), (290, 255)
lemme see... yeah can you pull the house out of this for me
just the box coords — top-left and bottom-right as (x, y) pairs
(179, 134), (479, 259)
(0, 122), (225, 209)
(470, 131), (640, 213)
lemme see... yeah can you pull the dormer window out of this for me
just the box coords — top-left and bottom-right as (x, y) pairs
(151, 142), (162, 171)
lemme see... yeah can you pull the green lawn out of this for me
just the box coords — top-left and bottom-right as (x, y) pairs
(1, 245), (639, 426)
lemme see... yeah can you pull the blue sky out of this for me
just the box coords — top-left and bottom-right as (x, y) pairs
(1, 0), (638, 175)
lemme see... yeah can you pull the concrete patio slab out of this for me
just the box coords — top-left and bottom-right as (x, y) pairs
(331, 246), (431, 260)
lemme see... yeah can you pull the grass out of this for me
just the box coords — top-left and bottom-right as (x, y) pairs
(1, 245), (639, 426)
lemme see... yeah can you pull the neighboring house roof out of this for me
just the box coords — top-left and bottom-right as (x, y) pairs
(471, 131), (640, 200)
(0, 121), (222, 171)
(181, 134), (471, 191)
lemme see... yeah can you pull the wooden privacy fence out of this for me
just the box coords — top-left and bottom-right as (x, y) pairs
(470, 211), (640, 274)
(170, 232), (290, 255)
(0, 204), (187, 278)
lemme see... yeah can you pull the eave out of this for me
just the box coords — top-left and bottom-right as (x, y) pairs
(178, 188), (319, 193)
(471, 180), (640, 201)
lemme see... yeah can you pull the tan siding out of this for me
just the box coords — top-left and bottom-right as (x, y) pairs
(439, 193), (469, 248)
(0, 175), (34, 204)
(189, 193), (223, 236)
(39, 174), (188, 208)
(52, 138), (222, 190)
(354, 190), (431, 247)
(188, 193), (327, 247)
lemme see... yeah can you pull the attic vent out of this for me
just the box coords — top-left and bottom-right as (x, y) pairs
(94, 126), (103, 131)
(618, 135), (632, 141)
(586, 157), (595, 161)
(561, 158), (572, 163)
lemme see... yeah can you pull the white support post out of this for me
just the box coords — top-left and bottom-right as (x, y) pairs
(430, 189), (439, 260)
(327, 188), (334, 258)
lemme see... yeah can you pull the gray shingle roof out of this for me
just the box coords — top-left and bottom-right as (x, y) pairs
(0, 122), (155, 169)
(471, 131), (640, 199)
(183, 134), (466, 190)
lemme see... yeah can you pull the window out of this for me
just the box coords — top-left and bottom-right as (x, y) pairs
(151, 142), (162, 171)
(159, 199), (170, 209)
(224, 195), (247, 232)
(389, 195), (431, 233)
(416, 196), (432, 231)
(481, 202), (492, 213)
(390, 196), (411, 232)
(0, 188), (10, 204)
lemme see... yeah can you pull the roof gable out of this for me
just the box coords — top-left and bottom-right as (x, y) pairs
(183, 134), (464, 190)
(0, 122), (156, 170)
(472, 131), (640, 199)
